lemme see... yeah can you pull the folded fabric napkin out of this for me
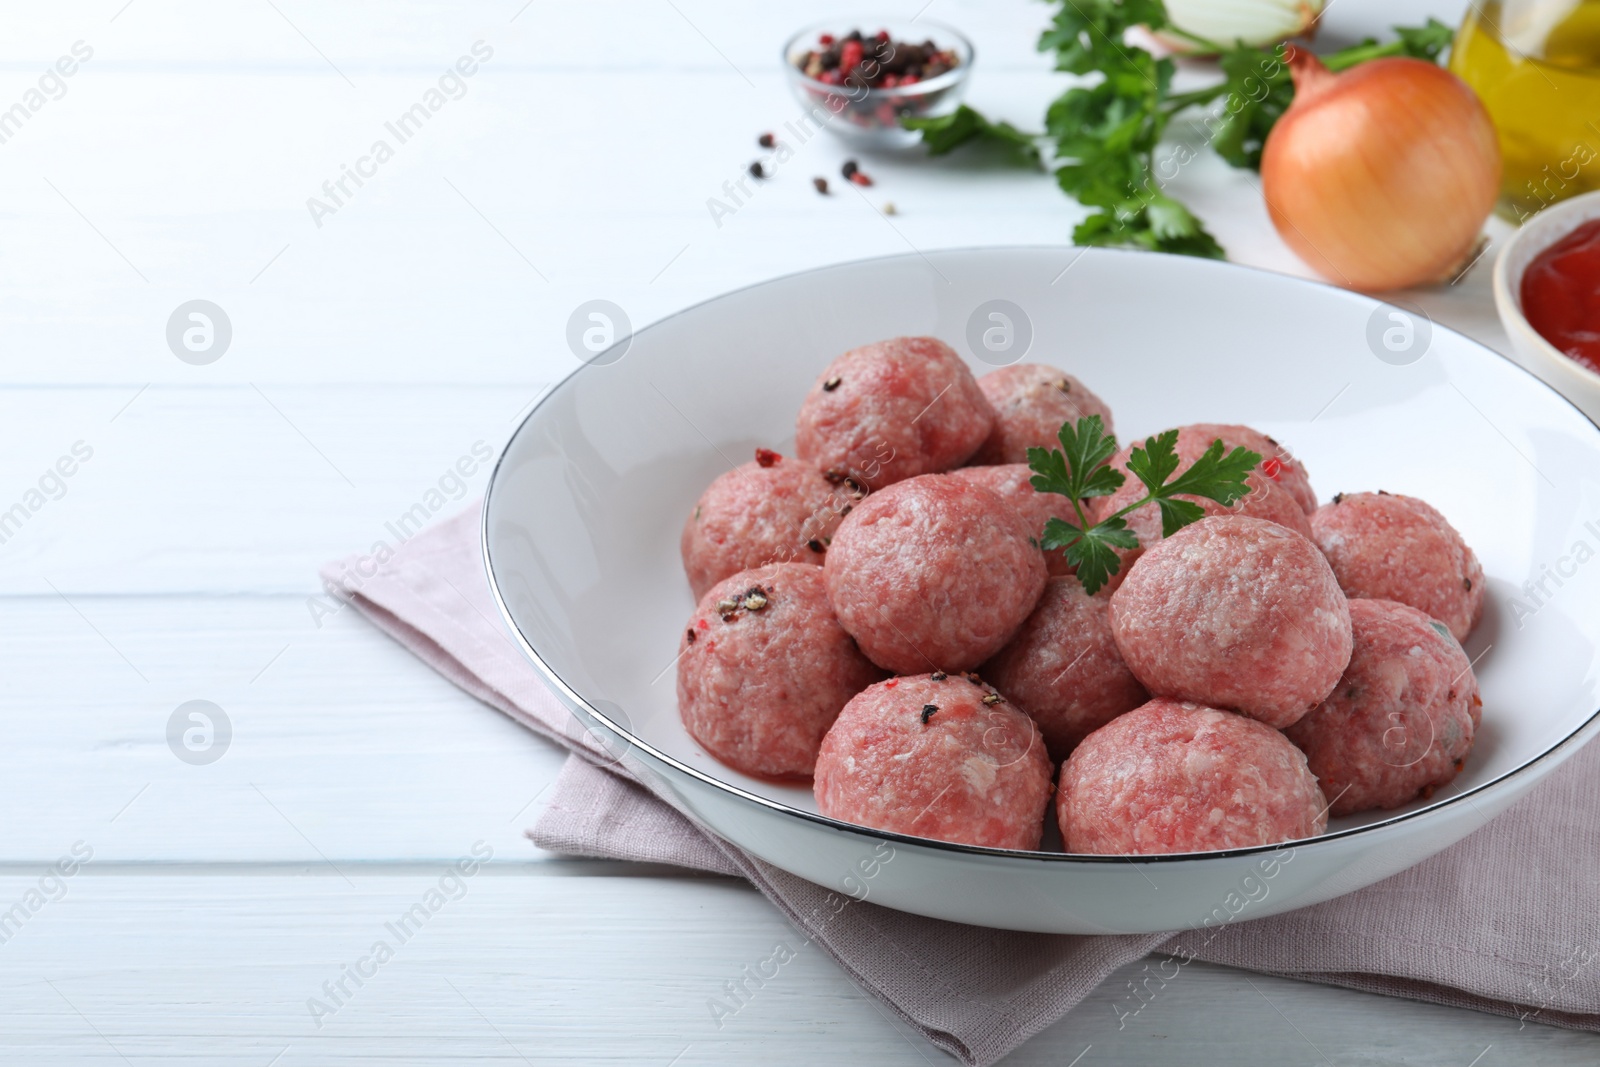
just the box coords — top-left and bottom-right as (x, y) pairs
(322, 504), (1600, 1066)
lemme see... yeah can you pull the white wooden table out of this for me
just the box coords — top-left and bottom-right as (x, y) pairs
(1, 2), (1592, 1063)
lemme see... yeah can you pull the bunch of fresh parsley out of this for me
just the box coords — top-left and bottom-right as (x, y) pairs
(1027, 415), (1260, 593)
(903, 3), (1453, 258)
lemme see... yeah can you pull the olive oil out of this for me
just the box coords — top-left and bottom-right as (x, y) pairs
(1451, 0), (1600, 219)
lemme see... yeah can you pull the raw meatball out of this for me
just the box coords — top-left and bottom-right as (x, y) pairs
(1059, 698), (1329, 855)
(945, 463), (1077, 575)
(1311, 491), (1485, 642)
(1089, 424), (1315, 590)
(681, 449), (858, 600)
(982, 576), (1148, 761)
(814, 673), (1053, 850)
(1184, 423), (1317, 515)
(796, 336), (993, 489)
(972, 364), (1115, 466)
(1284, 598), (1481, 816)
(826, 474), (1047, 673)
(677, 563), (884, 780)
(1110, 516), (1353, 729)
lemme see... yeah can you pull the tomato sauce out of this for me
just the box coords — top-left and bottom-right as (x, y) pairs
(1521, 218), (1600, 374)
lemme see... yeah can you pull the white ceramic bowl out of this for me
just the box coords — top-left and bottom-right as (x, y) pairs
(485, 247), (1600, 934)
(1494, 190), (1600, 422)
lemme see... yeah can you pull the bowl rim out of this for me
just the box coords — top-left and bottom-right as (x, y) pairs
(780, 17), (973, 99)
(483, 244), (1600, 866)
(1492, 188), (1600, 391)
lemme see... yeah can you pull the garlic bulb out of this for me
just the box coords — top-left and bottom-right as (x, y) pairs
(1156, 0), (1325, 52)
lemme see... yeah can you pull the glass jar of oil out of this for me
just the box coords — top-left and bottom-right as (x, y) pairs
(1451, 0), (1600, 220)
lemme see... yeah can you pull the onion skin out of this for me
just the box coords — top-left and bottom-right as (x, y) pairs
(1260, 50), (1501, 292)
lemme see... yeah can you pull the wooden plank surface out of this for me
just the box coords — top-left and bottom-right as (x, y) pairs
(0, 872), (1592, 1066)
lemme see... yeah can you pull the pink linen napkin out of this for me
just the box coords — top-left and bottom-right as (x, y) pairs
(322, 504), (1600, 1065)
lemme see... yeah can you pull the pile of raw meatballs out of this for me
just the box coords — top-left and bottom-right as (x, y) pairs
(676, 337), (1486, 854)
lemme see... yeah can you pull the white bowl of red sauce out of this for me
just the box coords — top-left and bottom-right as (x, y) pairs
(1494, 190), (1600, 423)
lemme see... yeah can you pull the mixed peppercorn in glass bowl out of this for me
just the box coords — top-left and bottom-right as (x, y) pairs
(781, 20), (972, 148)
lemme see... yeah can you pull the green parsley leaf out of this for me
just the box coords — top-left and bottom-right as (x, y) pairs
(1150, 496), (1208, 537)
(1038, 0), (1170, 75)
(1124, 429), (1183, 494)
(1393, 18), (1455, 60)
(1039, 516), (1081, 552)
(1029, 423), (1263, 593)
(1208, 45), (1293, 170)
(1059, 415), (1124, 497)
(1124, 433), (1261, 535)
(1039, 0), (1230, 258)
(1162, 438), (1261, 504)
(1320, 18), (1455, 72)
(1042, 516), (1139, 597)
(1027, 415), (1124, 503)
(902, 105), (1042, 166)
(1026, 445), (1076, 501)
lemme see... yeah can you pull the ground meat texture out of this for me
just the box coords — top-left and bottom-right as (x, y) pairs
(1310, 492), (1485, 642)
(813, 673), (1054, 850)
(1088, 424), (1315, 591)
(680, 453), (857, 600)
(945, 463), (1077, 576)
(825, 474), (1048, 673)
(677, 563), (884, 780)
(982, 576), (1148, 761)
(1110, 516), (1353, 729)
(1284, 598), (1481, 816)
(1059, 698), (1328, 855)
(795, 336), (994, 489)
(1182, 423), (1317, 515)
(971, 364), (1115, 466)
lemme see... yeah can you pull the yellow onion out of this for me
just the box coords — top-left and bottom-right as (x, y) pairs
(1260, 48), (1501, 292)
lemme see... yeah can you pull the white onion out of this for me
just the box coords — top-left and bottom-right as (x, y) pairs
(1157, 0), (1324, 52)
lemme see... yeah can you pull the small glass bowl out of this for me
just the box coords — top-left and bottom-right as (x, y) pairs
(781, 19), (974, 150)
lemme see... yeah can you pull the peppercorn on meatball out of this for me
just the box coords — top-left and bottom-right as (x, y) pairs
(971, 363), (1115, 466)
(825, 474), (1047, 673)
(982, 575), (1148, 761)
(945, 463), (1077, 576)
(680, 449), (858, 600)
(1058, 698), (1329, 855)
(814, 673), (1053, 850)
(1110, 516), (1353, 729)
(677, 563), (884, 780)
(1284, 598), (1480, 816)
(1310, 491), (1485, 642)
(795, 336), (994, 489)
